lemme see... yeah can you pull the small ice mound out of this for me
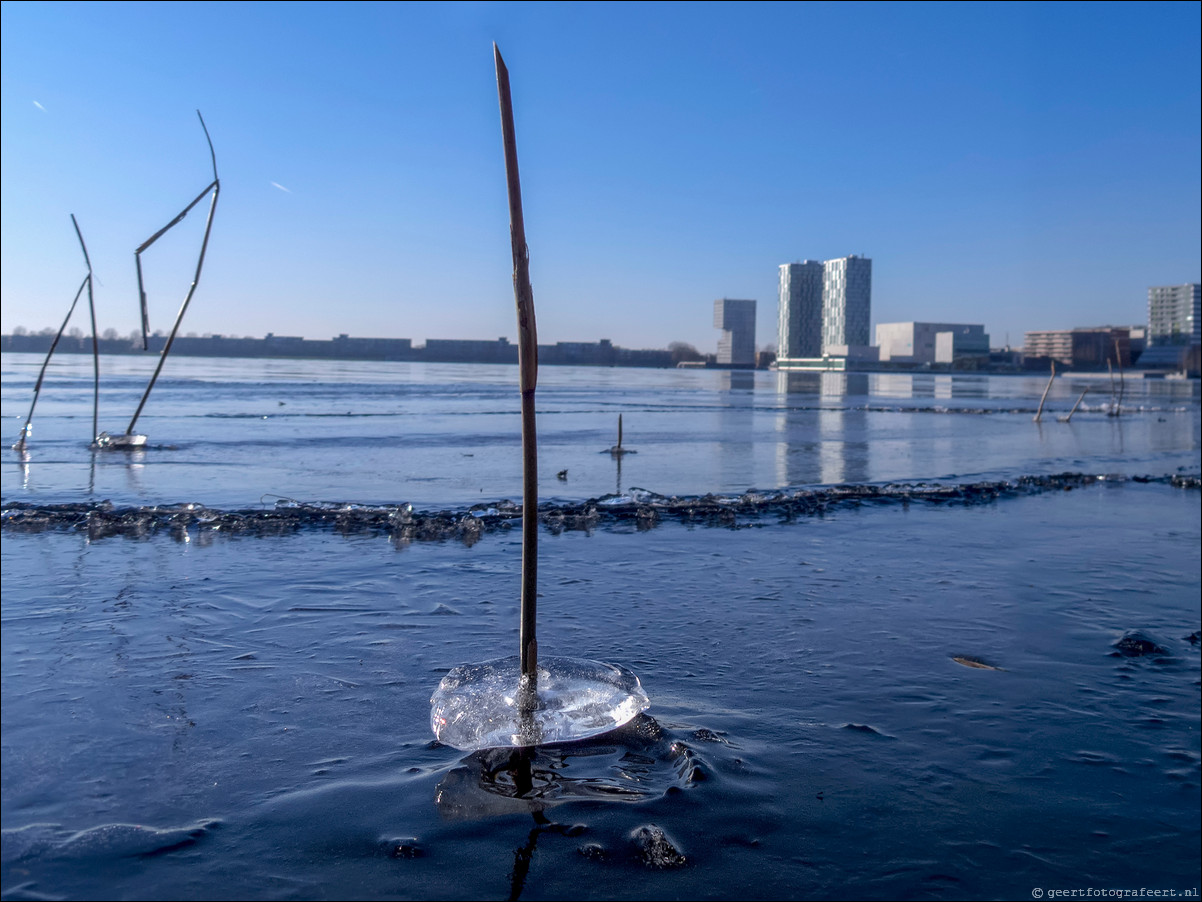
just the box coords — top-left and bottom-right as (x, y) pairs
(431, 655), (650, 751)
(595, 487), (666, 507)
(92, 432), (148, 451)
(630, 824), (687, 868)
(1111, 631), (1169, 658)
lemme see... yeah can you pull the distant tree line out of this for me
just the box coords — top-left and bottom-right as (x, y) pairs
(3, 330), (758, 369)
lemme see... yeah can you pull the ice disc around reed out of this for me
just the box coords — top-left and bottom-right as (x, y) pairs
(431, 655), (650, 751)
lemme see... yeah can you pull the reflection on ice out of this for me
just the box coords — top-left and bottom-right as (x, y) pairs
(430, 655), (650, 751)
(434, 714), (697, 820)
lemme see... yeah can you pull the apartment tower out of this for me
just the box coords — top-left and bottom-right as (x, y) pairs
(778, 255), (872, 359)
(822, 255), (872, 350)
(1147, 283), (1201, 348)
(777, 262), (825, 358)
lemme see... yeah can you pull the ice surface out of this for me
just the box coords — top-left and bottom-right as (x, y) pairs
(4, 356), (1198, 508)
(2, 486), (1200, 899)
(430, 655), (651, 750)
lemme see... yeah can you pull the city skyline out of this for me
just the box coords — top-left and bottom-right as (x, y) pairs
(2, 2), (1199, 353)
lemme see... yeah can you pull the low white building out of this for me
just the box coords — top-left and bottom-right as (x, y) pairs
(772, 343), (878, 371)
(876, 322), (989, 364)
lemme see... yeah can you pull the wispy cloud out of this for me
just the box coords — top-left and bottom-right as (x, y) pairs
(32, 100), (46, 112)
(270, 181), (291, 193)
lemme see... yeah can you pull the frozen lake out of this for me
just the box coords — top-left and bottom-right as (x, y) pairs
(3, 354), (1199, 899)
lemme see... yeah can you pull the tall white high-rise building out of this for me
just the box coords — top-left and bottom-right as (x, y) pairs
(777, 255), (872, 360)
(821, 255), (872, 351)
(777, 262), (825, 358)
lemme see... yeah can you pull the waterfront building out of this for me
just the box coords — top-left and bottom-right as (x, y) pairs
(777, 261), (825, 359)
(423, 337), (517, 363)
(1023, 327), (1130, 369)
(713, 298), (757, 366)
(877, 322), (990, 364)
(821, 255), (872, 352)
(776, 255), (872, 370)
(1139, 284), (1201, 369)
(1023, 330), (1070, 366)
(539, 339), (617, 366)
(1148, 283), (1201, 347)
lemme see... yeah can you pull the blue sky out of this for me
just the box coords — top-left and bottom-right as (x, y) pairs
(2, 1), (1199, 353)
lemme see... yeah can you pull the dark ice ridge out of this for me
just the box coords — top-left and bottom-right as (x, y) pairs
(3, 472), (1197, 543)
